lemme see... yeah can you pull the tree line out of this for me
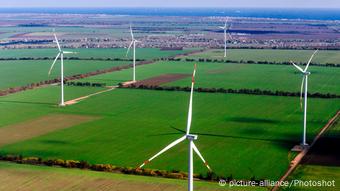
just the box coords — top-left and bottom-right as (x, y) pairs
(122, 84), (340, 99)
(0, 154), (232, 182)
(0, 57), (145, 62)
(66, 81), (106, 87)
(158, 57), (340, 68)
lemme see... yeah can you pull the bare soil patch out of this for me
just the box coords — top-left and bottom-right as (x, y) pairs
(0, 114), (99, 147)
(131, 74), (190, 87)
(301, 113), (340, 166)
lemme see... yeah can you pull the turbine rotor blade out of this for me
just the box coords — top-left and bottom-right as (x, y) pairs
(48, 53), (60, 76)
(130, 25), (134, 40)
(228, 33), (233, 40)
(300, 76), (306, 111)
(290, 61), (304, 73)
(138, 136), (186, 168)
(192, 142), (212, 171)
(185, 64), (197, 135)
(54, 33), (61, 51)
(126, 41), (134, 57)
(63, 51), (77, 54)
(304, 49), (318, 72)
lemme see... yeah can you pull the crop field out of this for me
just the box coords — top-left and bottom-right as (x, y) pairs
(281, 115), (340, 191)
(0, 48), (193, 59)
(0, 60), (129, 90)
(0, 161), (247, 191)
(0, 48), (194, 90)
(185, 49), (340, 64)
(0, 88), (339, 181)
(0, 85), (105, 127)
(0, 47), (339, 190)
(77, 61), (340, 94)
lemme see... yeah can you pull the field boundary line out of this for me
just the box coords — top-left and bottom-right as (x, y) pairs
(64, 86), (117, 106)
(0, 49), (201, 97)
(271, 110), (340, 191)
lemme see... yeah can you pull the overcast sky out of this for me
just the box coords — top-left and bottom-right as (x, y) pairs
(1, 0), (340, 8)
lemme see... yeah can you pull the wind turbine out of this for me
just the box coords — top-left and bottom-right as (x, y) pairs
(138, 64), (212, 191)
(290, 50), (318, 146)
(219, 18), (232, 58)
(126, 25), (140, 82)
(48, 32), (77, 106)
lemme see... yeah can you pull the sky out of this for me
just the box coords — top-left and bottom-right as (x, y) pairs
(1, 0), (340, 8)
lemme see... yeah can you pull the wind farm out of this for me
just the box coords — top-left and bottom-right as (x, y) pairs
(0, 4), (339, 191)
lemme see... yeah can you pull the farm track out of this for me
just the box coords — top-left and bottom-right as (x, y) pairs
(64, 86), (117, 106)
(271, 110), (340, 191)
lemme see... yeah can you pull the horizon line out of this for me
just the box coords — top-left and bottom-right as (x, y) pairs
(1, 7), (340, 9)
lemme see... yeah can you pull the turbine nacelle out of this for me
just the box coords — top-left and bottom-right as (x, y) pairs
(186, 134), (198, 141)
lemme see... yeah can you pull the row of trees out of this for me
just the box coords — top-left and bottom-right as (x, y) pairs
(123, 84), (340, 99)
(0, 60), (156, 96)
(0, 154), (235, 182)
(66, 81), (106, 87)
(0, 57), (145, 62)
(158, 57), (340, 68)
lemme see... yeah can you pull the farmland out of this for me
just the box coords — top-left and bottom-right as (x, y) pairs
(282, 115), (340, 191)
(0, 7), (339, 191)
(0, 48), (194, 90)
(0, 85), (105, 127)
(0, 48), (193, 59)
(77, 60), (340, 94)
(0, 161), (245, 191)
(185, 49), (340, 65)
(0, 88), (339, 181)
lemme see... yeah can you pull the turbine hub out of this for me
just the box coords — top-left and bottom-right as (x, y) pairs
(186, 134), (198, 140)
(304, 71), (311, 75)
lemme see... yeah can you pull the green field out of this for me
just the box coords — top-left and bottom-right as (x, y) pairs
(77, 61), (340, 94)
(282, 165), (340, 191)
(0, 48), (193, 59)
(0, 85), (105, 127)
(186, 49), (340, 64)
(0, 88), (339, 181)
(0, 60), (129, 90)
(0, 48), (194, 90)
(282, 116), (340, 191)
(1, 161), (257, 191)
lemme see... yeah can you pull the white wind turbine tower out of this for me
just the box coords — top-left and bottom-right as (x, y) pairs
(219, 18), (232, 58)
(138, 64), (212, 191)
(290, 50), (318, 146)
(48, 33), (77, 106)
(126, 25), (140, 82)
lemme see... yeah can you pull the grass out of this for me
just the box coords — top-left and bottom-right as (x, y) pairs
(0, 48), (193, 59)
(77, 61), (340, 94)
(282, 115), (340, 191)
(282, 165), (340, 191)
(0, 88), (339, 181)
(0, 60), (130, 90)
(0, 161), (258, 191)
(0, 48), (194, 90)
(186, 49), (340, 64)
(0, 85), (105, 127)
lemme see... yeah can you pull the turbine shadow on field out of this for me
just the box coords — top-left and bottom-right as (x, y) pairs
(39, 140), (69, 145)
(148, 126), (297, 149)
(301, 131), (340, 166)
(228, 117), (279, 124)
(0, 100), (54, 106)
